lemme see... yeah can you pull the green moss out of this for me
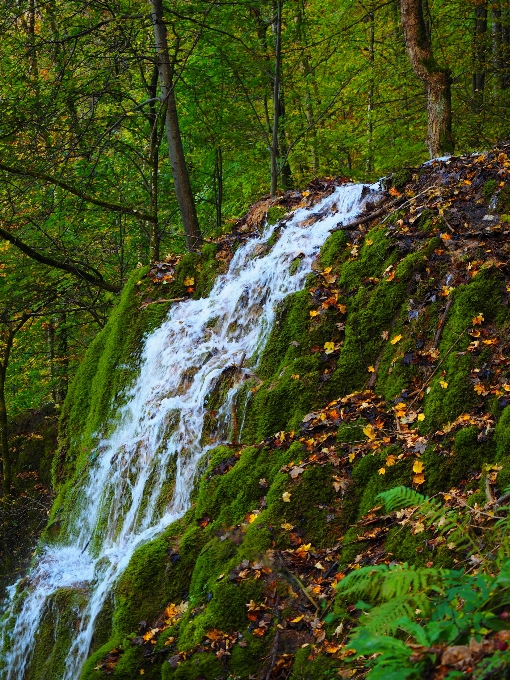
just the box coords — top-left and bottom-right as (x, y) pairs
(23, 587), (89, 680)
(267, 205), (288, 226)
(391, 168), (413, 191)
(423, 268), (506, 430)
(482, 180), (498, 203)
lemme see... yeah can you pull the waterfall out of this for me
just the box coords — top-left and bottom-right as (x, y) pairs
(0, 182), (376, 679)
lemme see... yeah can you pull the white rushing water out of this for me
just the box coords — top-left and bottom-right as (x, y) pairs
(0, 182), (376, 679)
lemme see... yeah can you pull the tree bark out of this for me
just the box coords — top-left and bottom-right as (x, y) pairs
(149, 0), (203, 251)
(473, 2), (488, 110)
(270, 0), (283, 196)
(148, 64), (161, 262)
(0, 318), (27, 496)
(400, 0), (454, 158)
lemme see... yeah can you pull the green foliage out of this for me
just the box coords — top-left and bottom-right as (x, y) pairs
(336, 487), (510, 679)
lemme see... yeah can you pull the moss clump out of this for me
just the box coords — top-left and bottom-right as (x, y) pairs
(267, 205), (288, 226)
(391, 168), (413, 191)
(482, 179), (498, 203)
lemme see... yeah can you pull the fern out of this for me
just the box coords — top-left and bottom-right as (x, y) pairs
(359, 596), (427, 635)
(377, 486), (428, 511)
(377, 486), (478, 553)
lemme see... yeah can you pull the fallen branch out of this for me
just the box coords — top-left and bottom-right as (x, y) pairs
(139, 297), (187, 309)
(329, 195), (403, 232)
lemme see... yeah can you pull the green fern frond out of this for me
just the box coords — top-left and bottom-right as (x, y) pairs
(359, 596), (420, 635)
(377, 486), (428, 511)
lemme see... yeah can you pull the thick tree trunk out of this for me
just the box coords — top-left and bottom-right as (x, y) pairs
(149, 0), (203, 251)
(400, 0), (454, 158)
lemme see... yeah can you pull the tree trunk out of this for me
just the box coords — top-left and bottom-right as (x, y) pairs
(473, 2), (488, 114)
(149, 0), (203, 251)
(366, 10), (375, 176)
(148, 65), (161, 262)
(270, 0), (283, 196)
(400, 0), (454, 158)
(0, 364), (10, 497)
(214, 146), (223, 230)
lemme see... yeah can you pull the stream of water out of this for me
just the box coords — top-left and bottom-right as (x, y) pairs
(0, 181), (376, 679)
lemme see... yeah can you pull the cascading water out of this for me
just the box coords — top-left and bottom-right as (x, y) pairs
(0, 181), (377, 679)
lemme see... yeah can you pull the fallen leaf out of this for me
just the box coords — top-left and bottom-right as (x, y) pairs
(183, 276), (194, 286)
(439, 379), (448, 389)
(472, 313), (484, 325)
(378, 467), (386, 475)
(417, 413), (425, 421)
(281, 522), (294, 530)
(413, 473), (425, 485)
(310, 310), (319, 317)
(368, 365), (375, 373)
(282, 492), (291, 503)
(413, 460), (424, 473)
(391, 334), (402, 345)
(363, 424), (377, 440)
(324, 342), (335, 354)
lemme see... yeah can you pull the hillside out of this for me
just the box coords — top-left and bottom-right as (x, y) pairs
(3, 144), (510, 680)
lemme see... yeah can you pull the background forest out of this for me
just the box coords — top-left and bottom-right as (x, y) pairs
(0, 0), (510, 492)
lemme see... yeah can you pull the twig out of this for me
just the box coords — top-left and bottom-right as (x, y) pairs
(265, 593), (281, 680)
(409, 327), (469, 407)
(433, 298), (453, 349)
(485, 476), (496, 505)
(139, 297), (187, 309)
(495, 491), (510, 507)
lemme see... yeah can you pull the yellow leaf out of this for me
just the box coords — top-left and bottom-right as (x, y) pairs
(440, 233), (451, 240)
(282, 492), (291, 503)
(324, 342), (335, 354)
(413, 460), (424, 474)
(439, 379), (448, 389)
(385, 455), (396, 467)
(417, 413), (425, 421)
(338, 304), (347, 314)
(368, 365), (375, 373)
(413, 521), (425, 534)
(472, 313), (484, 325)
(323, 266), (332, 274)
(413, 473), (425, 485)
(365, 238), (373, 246)
(291, 374), (300, 380)
(183, 276), (194, 286)
(378, 467), (386, 475)
(291, 615), (304, 623)
(348, 452), (356, 463)
(391, 334), (402, 345)
(302, 190), (310, 197)
(310, 310), (319, 317)
(281, 522), (294, 530)
(363, 424), (376, 440)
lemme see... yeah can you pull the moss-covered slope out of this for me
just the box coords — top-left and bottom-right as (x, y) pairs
(29, 144), (510, 679)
